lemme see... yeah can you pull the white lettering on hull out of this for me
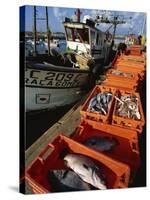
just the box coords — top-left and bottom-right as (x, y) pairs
(25, 68), (88, 88)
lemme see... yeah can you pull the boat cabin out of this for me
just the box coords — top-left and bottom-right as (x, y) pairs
(63, 17), (112, 61)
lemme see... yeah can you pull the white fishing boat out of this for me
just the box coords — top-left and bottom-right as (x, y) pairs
(23, 7), (115, 112)
(25, 52), (91, 112)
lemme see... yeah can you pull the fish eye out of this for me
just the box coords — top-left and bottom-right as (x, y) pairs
(83, 164), (89, 170)
(64, 160), (68, 166)
(91, 140), (96, 145)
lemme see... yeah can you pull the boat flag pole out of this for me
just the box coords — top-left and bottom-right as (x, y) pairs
(46, 6), (51, 56)
(75, 8), (82, 22)
(33, 6), (37, 56)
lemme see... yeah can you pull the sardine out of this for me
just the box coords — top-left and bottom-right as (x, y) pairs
(87, 96), (97, 112)
(87, 92), (112, 115)
(83, 136), (117, 152)
(64, 154), (107, 190)
(96, 93), (102, 104)
(106, 93), (112, 104)
(48, 169), (92, 192)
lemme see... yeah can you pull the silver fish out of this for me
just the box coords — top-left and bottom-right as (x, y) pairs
(64, 154), (107, 190)
(87, 96), (97, 112)
(87, 92), (112, 115)
(83, 136), (117, 152)
(112, 71), (132, 78)
(106, 93), (112, 105)
(116, 95), (141, 120)
(48, 169), (92, 192)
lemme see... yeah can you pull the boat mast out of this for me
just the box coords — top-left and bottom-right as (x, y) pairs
(33, 6), (37, 56)
(141, 15), (146, 35)
(46, 7), (51, 56)
(75, 8), (82, 22)
(96, 15), (126, 47)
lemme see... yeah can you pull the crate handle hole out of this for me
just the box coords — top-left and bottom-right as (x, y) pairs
(132, 142), (137, 150)
(120, 173), (126, 183)
(59, 148), (69, 159)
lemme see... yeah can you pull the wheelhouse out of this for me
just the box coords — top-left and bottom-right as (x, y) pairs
(63, 21), (111, 60)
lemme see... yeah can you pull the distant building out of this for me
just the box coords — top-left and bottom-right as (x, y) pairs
(24, 31), (65, 40)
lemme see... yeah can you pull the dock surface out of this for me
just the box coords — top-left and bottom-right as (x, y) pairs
(25, 93), (89, 167)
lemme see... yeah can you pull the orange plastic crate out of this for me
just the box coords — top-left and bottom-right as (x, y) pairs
(112, 89), (145, 134)
(80, 85), (116, 123)
(130, 45), (141, 48)
(118, 55), (145, 65)
(129, 45), (142, 56)
(116, 61), (145, 71)
(117, 50), (145, 61)
(112, 52), (146, 78)
(106, 69), (139, 83)
(115, 61), (145, 71)
(113, 65), (145, 80)
(102, 79), (138, 92)
(25, 134), (130, 193)
(130, 50), (142, 56)
(117, 58), (146, 68)
(72, 122), (140, 180)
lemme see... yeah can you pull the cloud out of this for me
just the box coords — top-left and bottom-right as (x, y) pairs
(53, 7), (67, 22)
(52, 7), (146, 35)
(53, 7), (60, 18)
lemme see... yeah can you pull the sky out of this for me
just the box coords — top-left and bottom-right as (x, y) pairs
(20, 5), (146, 36)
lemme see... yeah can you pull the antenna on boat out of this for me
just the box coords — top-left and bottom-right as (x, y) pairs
(33, 6), (37, 56)
(96, 14), (126, 47)
(103, 16), (125, 39)
(46, 6), (51, 56)
(141, 15), (146, 35)
(75, 8), (82, 22)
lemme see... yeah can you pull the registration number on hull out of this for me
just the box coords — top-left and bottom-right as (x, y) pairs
(25, 68), (88, 88)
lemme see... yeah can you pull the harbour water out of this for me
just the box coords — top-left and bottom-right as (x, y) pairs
(25, 103), (76, 149)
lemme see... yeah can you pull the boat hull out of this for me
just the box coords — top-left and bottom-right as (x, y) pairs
(25, 64), (89, 112)
(25, 86), (85, 112)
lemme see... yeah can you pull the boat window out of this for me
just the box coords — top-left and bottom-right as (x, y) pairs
(100, 35), (103, 46)
(91, 31), (96, 46)
(66, 27), (73, 41)
(73, 29), (80, 42)
(96, 33), (99, 45)
(65, 27), (89, 44)
(82, 28), (89, 44)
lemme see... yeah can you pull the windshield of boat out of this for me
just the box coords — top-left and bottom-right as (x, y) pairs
(65, 27), (89, 44)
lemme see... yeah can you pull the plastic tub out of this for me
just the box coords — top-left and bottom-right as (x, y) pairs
(72, 122), (140, 181)
(112, 89), (145, 134)
(26, 134), (130, 193)
(80, 85), (116, 123)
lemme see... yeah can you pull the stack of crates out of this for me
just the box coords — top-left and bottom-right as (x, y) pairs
(103, 49), (146, 92)
(25, 45), (146, 193)
(129, 45), (142, 56)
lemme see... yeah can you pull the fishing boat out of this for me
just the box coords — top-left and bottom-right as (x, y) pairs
(22, 6), (116, 112)
(25, 53), (90, 112)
